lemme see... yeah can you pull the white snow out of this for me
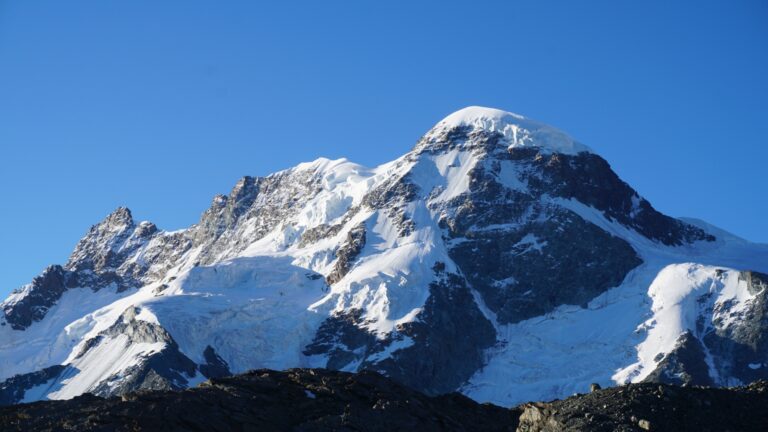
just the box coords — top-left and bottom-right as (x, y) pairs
(435, 106), (592, 155)
(366, 336), (415, 364)
(463, 214), (768, 405)
(310, 206), (444, 336)
(20, 375), (60, 403)
(49, 335), (166, 400)
(0, 284), (134, 381)
(462, 262), (658, 405)
(151, 256), (329, 372)
(495, 161), (529, 192)
(612, 264), (756, 385)
(513, 233), (547, 254)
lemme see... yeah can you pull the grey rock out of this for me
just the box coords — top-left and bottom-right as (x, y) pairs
(638, 419), (652, 430)
(82, 307), (200, 397)
(325, 222), (366, 285)
(0, 365), (66, 406)
(643, 331), (714, 387)
(303, 309), (378, 370)
(2, 265), (69, 330)
(515, 380), (768, 432)
(448, 208), (642, 324)
(192, 169), (325, 265)
(298, 206), (360, 248)
(373, 273), (497, 395)
(199, 345), (231, 379)
(703, 271), (768, 384)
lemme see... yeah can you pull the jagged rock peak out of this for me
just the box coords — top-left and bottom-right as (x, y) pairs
(65, 206), (153, 273)
(102, 206), (134, 228)
(419, 105), (592, 155)
(230, 176), (258, 200)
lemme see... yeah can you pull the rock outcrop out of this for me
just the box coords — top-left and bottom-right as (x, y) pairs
(516, 380), (768, 432)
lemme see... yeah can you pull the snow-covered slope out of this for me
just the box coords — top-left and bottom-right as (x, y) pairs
(2, 106), (766, 406)
(434, 106), (592, 155)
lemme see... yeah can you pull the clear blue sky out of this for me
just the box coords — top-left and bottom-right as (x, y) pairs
(1, 1), (766, 297)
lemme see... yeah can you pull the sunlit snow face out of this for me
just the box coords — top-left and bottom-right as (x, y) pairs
(427, 106), (592, 156)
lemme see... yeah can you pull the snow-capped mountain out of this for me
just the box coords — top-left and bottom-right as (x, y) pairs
(2, 106), (767, 406)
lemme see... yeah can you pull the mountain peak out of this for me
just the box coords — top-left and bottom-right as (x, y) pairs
(439, 106), (526, 126)
(103, 206), (134, 227)
(3, 106), (764, 411)
(64, 207), (138, 273)
(430, 106), (592, 155)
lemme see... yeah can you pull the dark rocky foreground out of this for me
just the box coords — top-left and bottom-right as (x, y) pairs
(1, 369), (767, 432)
(0, 369), (518, 432)
(517, 380), (768, 432)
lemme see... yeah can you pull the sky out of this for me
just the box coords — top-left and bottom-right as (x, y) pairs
(0, 0), (766, 298)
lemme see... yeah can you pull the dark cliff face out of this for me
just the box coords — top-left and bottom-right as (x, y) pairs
(199, 345), (232, 379)
(518, 149), (713, 246)
(306, 270), (497, 396)
(426, 128), (648, 325)
(302, 125), (715, 395)
(1, 265), (70, 330)
(642, 331), (715, 386)
(0, 365), (66, 406)
(419, 127), (709, 326)
(373, 272), (497, 395)
(704, 271), (768, 384)
(304, 275), (498, 397)
(325, 222), (367, 285)
(420, 126), (713, 246)
(1, 264), (144, 330)
(448, 209), (642, 324)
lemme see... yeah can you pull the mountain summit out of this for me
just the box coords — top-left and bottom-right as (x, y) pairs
(427, 106), (592, 155)
(2, 107), (767, 406)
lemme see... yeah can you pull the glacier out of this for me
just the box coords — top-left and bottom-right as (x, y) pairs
(1, 106), (766, 406)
